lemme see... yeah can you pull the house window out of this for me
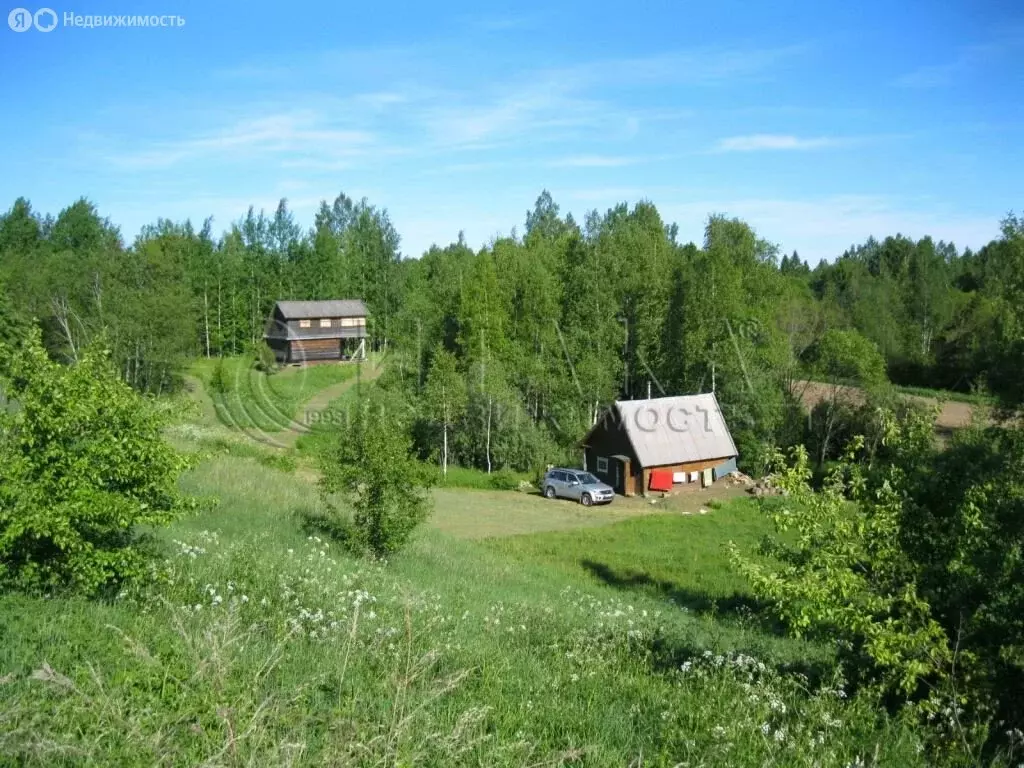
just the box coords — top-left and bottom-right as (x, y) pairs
(596, 456), (609, 473)
(340, 317), (356, 327)
(320, 318), (331, 328)
(356, 316), (366, 326)
(299, 319), (311, 328)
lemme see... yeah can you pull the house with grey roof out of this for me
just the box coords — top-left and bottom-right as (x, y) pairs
(579, 393), (738, 496)
(264, 299), (368, 364)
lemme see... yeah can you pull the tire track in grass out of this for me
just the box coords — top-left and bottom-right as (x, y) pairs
(274, 362), (385, 449)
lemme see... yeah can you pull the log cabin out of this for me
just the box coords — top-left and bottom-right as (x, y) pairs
(264, 299), (368, 364)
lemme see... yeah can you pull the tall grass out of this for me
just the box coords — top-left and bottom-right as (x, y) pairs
(0, 452), (954, 766)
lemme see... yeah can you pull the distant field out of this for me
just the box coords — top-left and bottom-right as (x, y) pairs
(794, 380), (986, 432)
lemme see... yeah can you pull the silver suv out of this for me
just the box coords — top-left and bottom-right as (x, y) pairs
(542, 468), (615, 506)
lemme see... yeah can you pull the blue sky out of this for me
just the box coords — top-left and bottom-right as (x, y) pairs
(1, 0), (1021, 261)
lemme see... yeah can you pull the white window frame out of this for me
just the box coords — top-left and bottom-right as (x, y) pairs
(319, 318), (332, 328)
(340, 317), (357, 327)
(299, 319), (311, 328)
(596, 456), (609, 473)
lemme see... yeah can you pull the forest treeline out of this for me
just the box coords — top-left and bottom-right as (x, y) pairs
(1, 192), (1022, 473)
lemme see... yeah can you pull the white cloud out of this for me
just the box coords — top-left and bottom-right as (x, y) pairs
(110, 112), (377, 170)
(420, 81), (601, 148)
(712, 134), (845, 152)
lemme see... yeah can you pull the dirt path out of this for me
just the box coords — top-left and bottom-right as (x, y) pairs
(274, 362), (385, 449)
(181, 373), (225, 429)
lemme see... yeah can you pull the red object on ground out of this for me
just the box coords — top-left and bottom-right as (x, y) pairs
(649, 470), (673, 492)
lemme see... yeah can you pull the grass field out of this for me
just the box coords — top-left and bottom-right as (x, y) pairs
(0, 370), (964, 766)
(190, 356), (360, 433)
(0, 439), (936, 766)
(488, 500), (774, 619)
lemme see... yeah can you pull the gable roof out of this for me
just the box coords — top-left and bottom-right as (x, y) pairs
(274, 299), (367, 319)
(584, 393), (738, 467)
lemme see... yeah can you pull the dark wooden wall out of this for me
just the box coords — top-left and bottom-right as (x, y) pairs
(289, 338), (340, 362)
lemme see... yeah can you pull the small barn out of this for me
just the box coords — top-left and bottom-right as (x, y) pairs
(264, 299), (368, 364)
(580, 393), (739, 496)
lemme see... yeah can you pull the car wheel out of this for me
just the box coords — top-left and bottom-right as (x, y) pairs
(544, 486), (556, 499)
(581, 493), (592, 507)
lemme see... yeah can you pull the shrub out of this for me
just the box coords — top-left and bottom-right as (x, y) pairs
(730, 411), (997, 760)
(318, 393), (434, 557)
(0, 331), (197, 594)
(209, 357), (229, 394)
(489, 468), (521, 491)
(249, 340), (279, 374)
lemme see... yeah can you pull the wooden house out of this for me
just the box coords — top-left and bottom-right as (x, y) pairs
(264, 299), (368, 364)
(580, 393), (739, 496)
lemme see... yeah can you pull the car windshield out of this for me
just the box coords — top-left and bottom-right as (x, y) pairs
(576, 473), (599, 485)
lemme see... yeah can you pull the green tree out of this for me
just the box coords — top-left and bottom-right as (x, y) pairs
(0, 331), (195, 594)
(804, 328), (888, 465)
(729, 427), (967, 750)
(318, 392), (434, 557)
(0, 278), (30, 348)
(423, 347), (467, 478)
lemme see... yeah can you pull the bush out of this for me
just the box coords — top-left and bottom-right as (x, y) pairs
(730, 411), (996, 760)
(0, 331), (197, 594)
(489, 468), (521, 491)
(318, 393), (434, 557)
(249, 340), (279, 374)
(209, 357), (229, 394)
